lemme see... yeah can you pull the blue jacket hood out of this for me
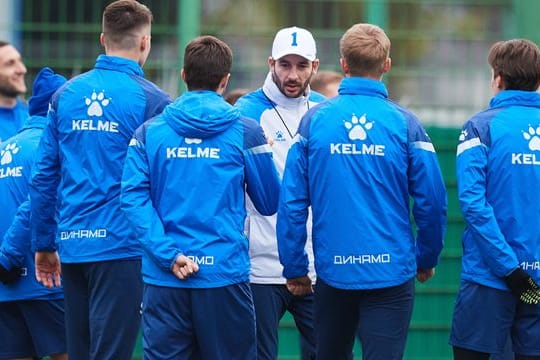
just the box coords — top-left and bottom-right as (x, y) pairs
(162, 91), (240, 139)
(28, 67), (67, 117)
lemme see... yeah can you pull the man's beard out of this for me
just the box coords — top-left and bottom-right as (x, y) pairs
(0, 77), (24, 99)
(272, 70), (313, 98)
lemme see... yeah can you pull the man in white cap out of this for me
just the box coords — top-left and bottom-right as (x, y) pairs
(235, 26), (323, 360)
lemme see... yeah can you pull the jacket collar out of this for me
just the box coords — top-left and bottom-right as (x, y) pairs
(94, 54), (145, 77)
(490, 90), (540, 109)
(338, 77), (388, 99)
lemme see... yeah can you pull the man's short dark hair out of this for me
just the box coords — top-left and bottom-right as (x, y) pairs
(0, 41), (10, 48)
(183, 35), (232, 91)
(488, 39), (540, 91)
(102, 0), (152, 50)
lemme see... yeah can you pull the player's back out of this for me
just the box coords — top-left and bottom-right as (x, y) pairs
(38, 55), (170, 262)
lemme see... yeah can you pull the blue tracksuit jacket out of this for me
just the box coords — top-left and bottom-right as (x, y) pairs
(0, 115), (62, 301)
(30, 55), (170, 262)
(121, 90), (281, 288)
(0, 99), (28, 143)
(456, 90), (540, 290)
(277, 77), (447, 290)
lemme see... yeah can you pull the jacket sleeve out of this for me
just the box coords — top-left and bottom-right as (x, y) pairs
(120, 130), (182, 271)
(407, 119), (447, 269)
(456, 120), (519, 277)
(30, 111), (60, 252)
(276, 134), (310, 279)
(0, 197), (31, 269)
(243, 118), (280, 216)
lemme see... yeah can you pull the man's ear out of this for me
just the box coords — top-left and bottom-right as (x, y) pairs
(490, 70), (504, 95)
(340, 58), (349, 75)
(494, 73), (503, 89)
(140, 34), (150, 52)
(217, 73), (231, 95)
(268, 56), (276, 71)
(311, 59), (320, 74)
(382, 57), (391, 74)
(181, 68), (186, 84)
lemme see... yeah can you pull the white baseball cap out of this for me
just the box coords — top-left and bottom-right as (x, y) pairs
(271, 26), (317, 61)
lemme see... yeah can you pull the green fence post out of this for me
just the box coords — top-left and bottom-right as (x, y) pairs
(513, 0), (540, 45)
(363, 0), (388, 29)
(178, 0), (201, 94)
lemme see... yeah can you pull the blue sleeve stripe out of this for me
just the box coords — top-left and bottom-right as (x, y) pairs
(246, 143), (272, 155)
(456, 137), (482, 156)
(412, 141), (435, 153)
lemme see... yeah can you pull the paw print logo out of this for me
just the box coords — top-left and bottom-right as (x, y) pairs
(85, 90), (110, 117)
(274, 130), (286, 142)
(522, 125), (540, 151)
(1, 142), (19, 165)
(458, 130), (468, 142)
(344, 114), (373, 141)
(185, 138), (202, 144)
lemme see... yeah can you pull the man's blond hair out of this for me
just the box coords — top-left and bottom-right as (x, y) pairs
(340, 23), (390, 77)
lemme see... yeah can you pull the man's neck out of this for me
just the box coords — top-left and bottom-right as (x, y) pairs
(106, 49), (141, 66)
(0, 95), (17, 108)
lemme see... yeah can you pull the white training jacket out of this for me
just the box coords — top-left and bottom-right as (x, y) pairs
(235, 72), (326, 284)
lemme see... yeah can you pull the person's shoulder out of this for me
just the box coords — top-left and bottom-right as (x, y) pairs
(131, 114), (166, 144)
(10, 126), (40, 150)
(239, 115), (270, 150)
(0, 125), (37, 157)
(235, 88), (270, 119)
(384, 99), (419, 120)
(305, 99), (332, 119)
(238, 114), (260, 130)
(308, 90), (327, 103)
(54, 70), (92, 94)
(235, 88), (269, 108)
(130, 75), (170, 97)
(465, 107), (503, 130)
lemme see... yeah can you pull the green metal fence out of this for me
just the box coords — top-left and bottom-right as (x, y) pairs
(4, 1), (540, 358)
(15, 0), (540, 120)
(14, 0), (540, 124)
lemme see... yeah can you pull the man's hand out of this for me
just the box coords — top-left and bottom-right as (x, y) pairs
(286, 276), (313, 296)
(172, 255), (199, 280)
(35, 251), (61, 288)
(0, 264), (22, 284)
(504, 267), (540, 305)
(416, 268), (435, 283)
